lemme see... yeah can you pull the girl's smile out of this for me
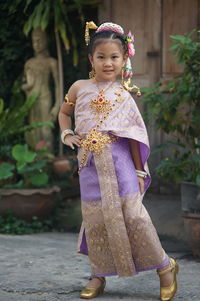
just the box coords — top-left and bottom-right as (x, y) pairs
(89, 41), (127, 82)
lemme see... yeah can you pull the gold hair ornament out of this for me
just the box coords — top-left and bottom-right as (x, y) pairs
(85, 21), (98, 45)
(123, 78), (141, 96)
(121, 69), (141, 96)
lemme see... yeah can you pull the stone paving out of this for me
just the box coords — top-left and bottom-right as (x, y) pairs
(0, 232), (199, 301)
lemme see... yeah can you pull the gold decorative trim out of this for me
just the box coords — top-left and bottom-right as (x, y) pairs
(93, 145), (136, 277)
(64, 94), (75, 106)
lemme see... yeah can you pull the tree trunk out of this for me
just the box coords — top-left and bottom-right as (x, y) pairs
(55, 27), (64, 156)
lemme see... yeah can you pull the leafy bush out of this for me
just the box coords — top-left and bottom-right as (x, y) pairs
(0, 210), (54, 234)
(141, 30), (200, 186)
(0, 143), (54, 188)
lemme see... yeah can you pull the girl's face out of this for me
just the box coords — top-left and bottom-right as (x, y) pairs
(89, 40), (127, 82)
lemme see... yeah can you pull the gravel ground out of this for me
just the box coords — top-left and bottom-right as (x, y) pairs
(0, 232), (199, 301)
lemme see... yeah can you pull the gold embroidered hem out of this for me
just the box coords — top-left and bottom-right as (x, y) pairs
(80, 194), (167, 277)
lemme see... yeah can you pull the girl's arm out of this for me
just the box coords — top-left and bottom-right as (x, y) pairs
(129, 139), (145, 194)
(58, 82), (81, 149)
(129, 139), (144, 171)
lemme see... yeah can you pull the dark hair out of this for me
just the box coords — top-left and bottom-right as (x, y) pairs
(88, 30), (127, 55)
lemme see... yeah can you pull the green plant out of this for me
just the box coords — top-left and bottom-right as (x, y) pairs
(0, 209), (54, 234)
(0, 95), (53, 142)
(0, 143), (54, 188)
(141, 30), (200, 186)
(0, 79), (54, 160)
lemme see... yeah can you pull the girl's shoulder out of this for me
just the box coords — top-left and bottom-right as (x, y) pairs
(69, 79), (92, 97)
(72, 79), (91, 90)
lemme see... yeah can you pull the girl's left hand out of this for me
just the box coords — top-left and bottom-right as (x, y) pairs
(137, 176), (145, 194)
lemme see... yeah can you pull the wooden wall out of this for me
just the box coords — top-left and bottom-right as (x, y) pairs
(99, 0), (200, 84)
(98, 0), (200, 176)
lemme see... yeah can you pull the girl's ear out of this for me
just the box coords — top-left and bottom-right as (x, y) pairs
(123, 54), (128, 65)
(88, 55), (93, 66)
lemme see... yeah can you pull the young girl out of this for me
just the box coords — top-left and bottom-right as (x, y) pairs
(58, 21), (179, 301)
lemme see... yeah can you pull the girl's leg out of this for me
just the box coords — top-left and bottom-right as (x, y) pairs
(157, 265), (174, 286)
(84, 277), (105, 289)
(157, 258), (179, 301)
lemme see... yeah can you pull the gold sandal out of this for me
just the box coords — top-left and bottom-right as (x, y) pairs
(157, 258), (179, 301)
(80, 277), (106, 299)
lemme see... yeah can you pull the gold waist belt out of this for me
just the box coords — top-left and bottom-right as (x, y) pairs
(78, 129), (118, 173)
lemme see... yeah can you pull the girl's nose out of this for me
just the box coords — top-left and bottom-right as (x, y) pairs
(104, 59), (112, 66)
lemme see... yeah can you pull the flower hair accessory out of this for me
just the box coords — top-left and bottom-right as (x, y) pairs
(126, 31), (135, 57)
(123, 31), (135, 78)
(96, 22), (124, 35)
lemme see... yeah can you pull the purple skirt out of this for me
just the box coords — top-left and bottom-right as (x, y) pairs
(79, 138), (150, 202)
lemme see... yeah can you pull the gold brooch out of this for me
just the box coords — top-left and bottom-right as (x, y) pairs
(89, 91), (113, 115)
(80, 128), (112, 154)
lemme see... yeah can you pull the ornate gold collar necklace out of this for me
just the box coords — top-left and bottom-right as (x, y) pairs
(89, 79), (115, 115)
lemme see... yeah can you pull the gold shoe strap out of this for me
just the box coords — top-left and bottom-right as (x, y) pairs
(157, 258), (176, 276)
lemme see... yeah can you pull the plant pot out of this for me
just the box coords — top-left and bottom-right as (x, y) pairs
(0, 186), (60, 222)
(181, 181), (200, 212)
(52, 156), (72, 177)
(182, 212), (200, 258)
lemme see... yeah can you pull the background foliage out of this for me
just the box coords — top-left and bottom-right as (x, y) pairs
(141, 30), (200, 185)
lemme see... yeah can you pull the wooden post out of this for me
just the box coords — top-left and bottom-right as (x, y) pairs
(145, 0), (163, 175)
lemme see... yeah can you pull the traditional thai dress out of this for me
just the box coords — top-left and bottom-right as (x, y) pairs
(75, 80), (170, 278)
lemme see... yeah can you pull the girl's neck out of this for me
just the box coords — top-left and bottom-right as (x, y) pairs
(93, 77), (119, 84)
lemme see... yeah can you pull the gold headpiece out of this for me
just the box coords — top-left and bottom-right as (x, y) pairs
(85, 21), (98, 46)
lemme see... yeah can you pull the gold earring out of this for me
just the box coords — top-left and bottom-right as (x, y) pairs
(89, 68), (96, 79)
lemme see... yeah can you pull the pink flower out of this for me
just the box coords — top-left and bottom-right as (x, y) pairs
(35, 141), (46, 150)
(127, 31), (135, 57)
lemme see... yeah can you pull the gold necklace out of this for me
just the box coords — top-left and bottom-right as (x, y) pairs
(78, 80), (118, 174)
(89, 80), (115, 116)
(95, 79), (115, 94)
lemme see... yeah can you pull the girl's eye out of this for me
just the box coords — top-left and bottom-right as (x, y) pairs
(112, 56), (119, 59)
(97, 56), (104, 59)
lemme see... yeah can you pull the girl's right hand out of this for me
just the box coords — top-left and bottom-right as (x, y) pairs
(64, 134), (82, 150)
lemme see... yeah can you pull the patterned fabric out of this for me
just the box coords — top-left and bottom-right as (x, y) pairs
(75, 80), (169, 277)
(75, 80), (150, 182)
(79, 138), (144, 202)
(80, 195), (169, 277)
(77, 144), (169, 277)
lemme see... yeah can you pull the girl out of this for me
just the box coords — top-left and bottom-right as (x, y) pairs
(58, 22), (179, 301)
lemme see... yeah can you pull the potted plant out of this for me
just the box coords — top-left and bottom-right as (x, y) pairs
(141, 30), (200, 257)
(0, 142), (60, 222)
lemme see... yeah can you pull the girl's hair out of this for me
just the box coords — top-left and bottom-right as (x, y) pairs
(88, 30), (128, 55)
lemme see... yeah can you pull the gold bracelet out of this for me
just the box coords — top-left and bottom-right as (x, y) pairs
(64, 94), (75, 106)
